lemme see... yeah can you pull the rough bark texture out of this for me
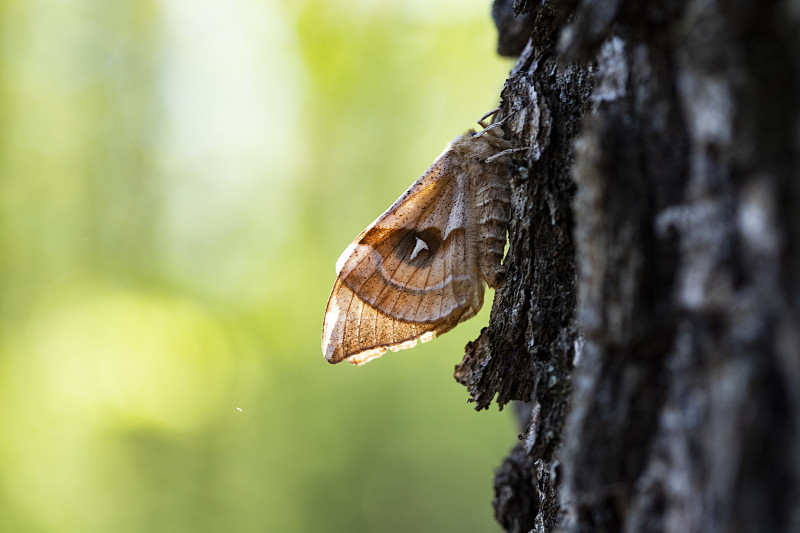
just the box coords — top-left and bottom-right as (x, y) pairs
(456, 1), (800, 531)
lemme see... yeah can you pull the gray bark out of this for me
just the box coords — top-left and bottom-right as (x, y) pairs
(456, 1), (800, 531)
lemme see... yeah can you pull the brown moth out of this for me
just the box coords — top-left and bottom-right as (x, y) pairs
(322, 119), (512, 365)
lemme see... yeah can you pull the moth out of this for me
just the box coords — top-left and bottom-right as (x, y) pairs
(322, 114), (513, 365)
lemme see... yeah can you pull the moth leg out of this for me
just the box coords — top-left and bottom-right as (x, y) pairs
(477, 107), (500, 128)
(485, 146), (533, 163)
(475, 115), (511, 138)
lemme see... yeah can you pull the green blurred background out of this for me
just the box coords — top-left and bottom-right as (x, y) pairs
(0, 0), (515, 531)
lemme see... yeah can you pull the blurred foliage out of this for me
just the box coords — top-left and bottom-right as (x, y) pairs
(0, 0), (514, 531)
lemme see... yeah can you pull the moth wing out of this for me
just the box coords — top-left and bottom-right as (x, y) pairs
(322, 149), (485, 365)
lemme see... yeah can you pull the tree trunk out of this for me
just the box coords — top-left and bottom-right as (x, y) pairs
(456, 1), (800, 531)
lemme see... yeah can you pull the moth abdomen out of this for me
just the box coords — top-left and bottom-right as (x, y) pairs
(474, 165), (510, 289)
(477, 231), (508, 288)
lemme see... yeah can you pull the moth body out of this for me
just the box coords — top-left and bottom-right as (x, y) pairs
(322, 127), (512, 365)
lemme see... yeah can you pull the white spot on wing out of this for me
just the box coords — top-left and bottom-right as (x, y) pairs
(409, 236), (429, 261)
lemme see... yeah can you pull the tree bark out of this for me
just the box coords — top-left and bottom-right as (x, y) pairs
(456, 1), (800, 531)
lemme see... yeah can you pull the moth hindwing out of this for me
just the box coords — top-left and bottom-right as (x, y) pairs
(322, 126), (512, 365)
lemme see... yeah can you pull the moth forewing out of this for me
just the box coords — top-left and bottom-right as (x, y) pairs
(322, 127), (512, 365)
